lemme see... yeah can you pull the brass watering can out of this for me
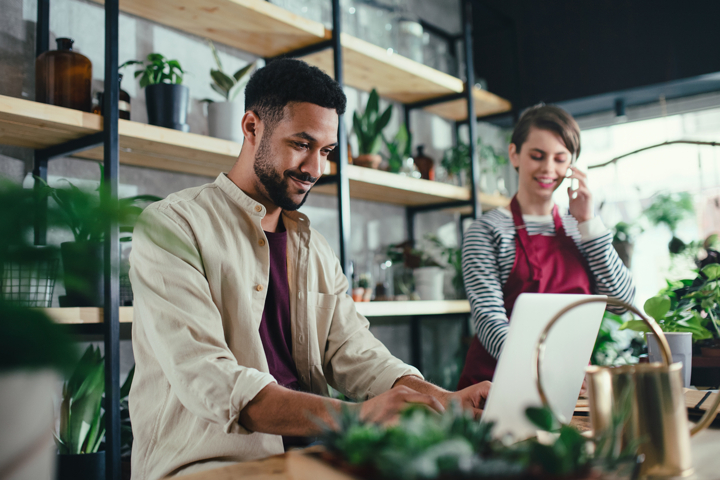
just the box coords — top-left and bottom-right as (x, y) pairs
(533, 297), (720, 479)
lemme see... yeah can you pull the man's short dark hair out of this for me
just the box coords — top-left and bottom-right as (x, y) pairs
(245, 58), (346, 127)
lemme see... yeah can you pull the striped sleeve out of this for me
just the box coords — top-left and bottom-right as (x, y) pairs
(462, 218), (510, 359)
(579, 231), (636, 313)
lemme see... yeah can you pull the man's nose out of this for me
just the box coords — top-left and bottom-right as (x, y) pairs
(301, 150), (324, 180)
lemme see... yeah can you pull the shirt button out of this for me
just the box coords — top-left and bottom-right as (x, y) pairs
(298, 334), (304, 343)
(256, 284), (264, 292)
(254, 205), (262, 212)
(258, 238), (266, 247)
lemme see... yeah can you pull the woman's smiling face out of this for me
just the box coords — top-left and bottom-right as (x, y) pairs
(509, 126), (572, 201)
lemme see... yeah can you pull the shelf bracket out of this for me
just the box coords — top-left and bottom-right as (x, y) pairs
(35, 132), (105, 162)
(265, 39), (334, 62)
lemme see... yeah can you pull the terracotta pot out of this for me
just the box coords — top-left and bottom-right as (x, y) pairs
(353, 154), (382, 169)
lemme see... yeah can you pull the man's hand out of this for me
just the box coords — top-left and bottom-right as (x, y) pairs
(444, 381), (491, 419)
(359, 385), (445, 425)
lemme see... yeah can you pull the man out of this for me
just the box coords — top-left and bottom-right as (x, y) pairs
(128, 58), (490, 480)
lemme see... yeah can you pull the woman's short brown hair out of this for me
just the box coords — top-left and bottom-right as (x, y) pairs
(511, 104), (581, 161)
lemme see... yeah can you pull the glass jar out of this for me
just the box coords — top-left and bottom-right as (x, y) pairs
(92, 73), (131, 120)
(395, 18), (424, 63)
(36, 38), (93, 112)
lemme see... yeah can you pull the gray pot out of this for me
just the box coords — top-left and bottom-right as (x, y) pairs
(145, 83), (189, 132)
(207, 101), (244, 143)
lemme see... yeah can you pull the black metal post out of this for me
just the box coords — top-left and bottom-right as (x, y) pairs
(410, 316), (422, 373)
(462, 0), (480, 219)
(32, 154), (48, 245)
(103, 0), (121, 478)
(332, 0), (352, 284)
(405, 207), (415, 244)
(36, 0), (49, 57)
(33, 0), (50, 246)
(403, 104), (411, 133)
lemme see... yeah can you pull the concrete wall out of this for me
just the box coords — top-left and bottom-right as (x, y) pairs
(0, 0), (514, 384)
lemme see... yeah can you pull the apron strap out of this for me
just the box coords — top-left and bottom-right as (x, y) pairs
(510, 196), (543, 283)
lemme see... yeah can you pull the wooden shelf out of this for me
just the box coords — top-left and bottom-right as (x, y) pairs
(314, 164), (470, 207)
(42, 307), (134, 324)
(87, 0), (510, 121)
(300, 33), (511, 121)
(92, 0), (330, 58)
(355, 300), (470, 317)
(42, 301), (468, 324)
(0, 95), (240, 177)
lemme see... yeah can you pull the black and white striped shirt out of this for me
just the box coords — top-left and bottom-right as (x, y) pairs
(462, 207), (636, 359)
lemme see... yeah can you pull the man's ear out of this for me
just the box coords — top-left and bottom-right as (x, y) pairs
(509, 143), (520, 170)
(242, 111), (262, 146)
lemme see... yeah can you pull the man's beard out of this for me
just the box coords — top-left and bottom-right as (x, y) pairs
(253, 134), (317, 211)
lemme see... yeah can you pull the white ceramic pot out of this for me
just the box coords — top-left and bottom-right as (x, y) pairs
(414, 266), (444, 301)
(646, 332), (693, 387)
(0, 370), (58, 480)
(207, 101), (244, 143)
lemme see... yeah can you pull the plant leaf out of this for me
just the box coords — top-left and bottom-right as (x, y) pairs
(619, 319), (651, 333)
(644, 295), (671, 322)
(702, 264), (720, 281)
(208, 40), (223, 71)
(211, 70), (234, 93)
(525, 406), (557, 432)
(233, 61), (256, 82)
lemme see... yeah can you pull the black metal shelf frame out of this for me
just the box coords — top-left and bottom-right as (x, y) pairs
(31, 1), (482, 476)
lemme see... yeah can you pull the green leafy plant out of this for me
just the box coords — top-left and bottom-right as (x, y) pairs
(120, 365), (135, 457)
(592, 311), (642, 366)
(35, 165), (161, 243)
(132, 53), (184, 87)
(620, 264), (720, 342)
(425, 234), (464, 299)
(383, 123), (412, 173)
(353, 89), (393, 156)
(0, 179), (78, 372)
(201, 41), (256, 102)
(386, 240), (441, 270)
(56, 345), (105, 454)
(441, 139), (508, 180)
(612, 221), (642, 244)
(644, 192), (694, 254)
(319, 400), (639, 479)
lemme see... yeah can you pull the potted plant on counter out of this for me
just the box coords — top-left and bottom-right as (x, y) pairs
(201, 41), (256, 143)
(133, 53), (189, 132)
(36, 166), (160, 307)
(0, 179), (78, 480)
(352, 88), (392, 169)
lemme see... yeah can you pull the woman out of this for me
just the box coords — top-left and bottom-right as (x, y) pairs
(457, 104), (635, 388)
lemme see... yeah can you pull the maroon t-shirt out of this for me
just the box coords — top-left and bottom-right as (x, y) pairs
(258, 223), (300, 392)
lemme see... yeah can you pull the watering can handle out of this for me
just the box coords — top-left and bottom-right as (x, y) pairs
(533, 297), (720, 436)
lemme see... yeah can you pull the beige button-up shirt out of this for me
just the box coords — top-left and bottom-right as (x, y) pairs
(128, 174), (421, 480)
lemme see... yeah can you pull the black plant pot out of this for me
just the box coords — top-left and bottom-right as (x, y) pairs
(57, 451), (105, 480)
(145, 83), (189, 132)
(60, 241), (103, 307)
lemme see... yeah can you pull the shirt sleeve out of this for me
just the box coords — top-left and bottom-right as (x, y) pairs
(462, 220), (510, 360)
(578, 225), (637, 314)
(129, 206), (276, 435)
(321, 257), (422, 400)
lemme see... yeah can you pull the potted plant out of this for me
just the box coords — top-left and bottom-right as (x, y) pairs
(352, 88), (392, 169)
(383, 123), (412, 174)
(643, 192), (694, 254)
(440, 138), (507, 190)
(620, 263), (719, 385)
(426, 234), (464, 299)
(387, 240), (444, 301)
(36, 166), (160, 307)
(132, 53), (188, 132)
(611, 221), (642, 268)
(201, 41), (256, 143)
(0, 179), (78, 480)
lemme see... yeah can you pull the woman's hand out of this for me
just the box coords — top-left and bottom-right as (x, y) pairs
(567, 167), (593, 223)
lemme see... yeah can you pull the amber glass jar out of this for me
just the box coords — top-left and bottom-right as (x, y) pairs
(413, 145), (435, 181)
(36, 38), (93, 112)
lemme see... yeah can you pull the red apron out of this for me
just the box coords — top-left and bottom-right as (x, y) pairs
(457, 196), (593, 389)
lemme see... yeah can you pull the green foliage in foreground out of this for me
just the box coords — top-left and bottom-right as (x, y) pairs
(621, 263), (720, 342)
(320, 400), (639, 480)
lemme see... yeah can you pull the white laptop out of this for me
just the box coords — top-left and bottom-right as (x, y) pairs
(481, 293), (607, 440)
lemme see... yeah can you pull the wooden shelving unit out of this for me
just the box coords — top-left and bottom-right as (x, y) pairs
(0, 95), (240, 177)
(43, 301), (469, 324)
(91, 0), (330, 58)
(89, 0), (510, 122)
(1, 95), (509, 207)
